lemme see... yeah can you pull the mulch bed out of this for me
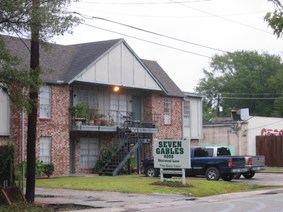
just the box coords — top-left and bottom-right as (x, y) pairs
(151, 181), (193, 187)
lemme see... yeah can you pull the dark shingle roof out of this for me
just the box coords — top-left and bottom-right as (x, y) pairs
(2, 35), (183, 97)
(2, 35), (122, 83)
(142, 59), (184, 97)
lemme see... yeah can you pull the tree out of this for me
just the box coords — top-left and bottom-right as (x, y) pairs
(196, 51), (283, 121)
(265, 0), (283, 37)
(0, 38), (31, 108)
(0, 0), (80, 203)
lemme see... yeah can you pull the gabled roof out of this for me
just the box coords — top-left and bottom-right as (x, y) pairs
(2, 35), (183, 97)
(142, 59), (184, 97)
(2, 35), (122, 83)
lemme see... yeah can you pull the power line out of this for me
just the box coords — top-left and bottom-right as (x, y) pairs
(170, 0), (272, 34)
(79, 0), (212, 5)
(221, 96), (283, 100)
(72, 12), (227, 53)
(223, 92), (283, 96)
(82, 22), (212, 58)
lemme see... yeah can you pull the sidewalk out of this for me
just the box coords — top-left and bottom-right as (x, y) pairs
(35, 188), (194, 211)
(35, 187), (283, 212)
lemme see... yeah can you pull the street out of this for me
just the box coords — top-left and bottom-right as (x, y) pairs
(144, 189), (283, 212)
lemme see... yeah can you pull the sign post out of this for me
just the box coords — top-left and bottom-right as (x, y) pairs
(153, 140), (191, 185)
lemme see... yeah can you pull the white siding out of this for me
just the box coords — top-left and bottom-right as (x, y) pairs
(183, 96), (203, 140)
(78, 43), (162, 91)
(96, 56), (109, 82)
(122, 45), (134, 85)
(0, 89), (10, 135)
(109, 44), (121, 84)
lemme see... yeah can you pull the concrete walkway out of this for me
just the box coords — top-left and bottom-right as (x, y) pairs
(35, 188), (194, 211)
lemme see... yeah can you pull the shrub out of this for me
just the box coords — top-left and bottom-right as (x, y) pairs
(43, 163), (54, 178)
(93, 146), (116, 173)
(0, 144), (15, 187)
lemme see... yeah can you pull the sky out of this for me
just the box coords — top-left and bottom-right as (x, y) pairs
(55, 0), (283, 92)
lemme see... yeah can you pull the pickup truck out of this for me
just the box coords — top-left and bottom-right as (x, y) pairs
(203, 146), (265, 179)
(142, 146), (248, 181)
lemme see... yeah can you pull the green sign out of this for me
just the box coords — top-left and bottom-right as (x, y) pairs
(154, 140), (191, 169)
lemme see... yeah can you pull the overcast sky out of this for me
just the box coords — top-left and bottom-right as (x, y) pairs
(55, 0), (282, 92)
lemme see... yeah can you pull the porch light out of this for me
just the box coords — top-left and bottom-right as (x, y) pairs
(113, 86), (120, 92)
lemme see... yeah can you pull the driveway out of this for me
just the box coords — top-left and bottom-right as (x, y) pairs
(234, 172), (283, 186)
(35, 173), (283, 212)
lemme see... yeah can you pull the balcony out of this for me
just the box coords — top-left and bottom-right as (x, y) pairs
(70, 108), (160, 134)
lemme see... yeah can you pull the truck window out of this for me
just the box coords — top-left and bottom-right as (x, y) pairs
(206, 148), (213, 157)
(217, 147), (231, 156)
(194, 148), (210, 157)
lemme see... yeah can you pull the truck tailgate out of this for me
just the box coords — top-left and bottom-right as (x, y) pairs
(232, 156), (246, 168)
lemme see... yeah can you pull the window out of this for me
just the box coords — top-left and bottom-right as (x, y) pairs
(194, 148), (209, 157)
(39, 86), (51, 118)
(164, 97), (172, 125)
(80, 138), (99, 169)
(40, 137), (52, 164)
(77, 90), (98, 109)
(183, 99), (190, 127)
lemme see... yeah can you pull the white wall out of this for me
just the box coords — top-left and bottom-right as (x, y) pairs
(247, 116), (283, 155)
(183, 96), (203, 140)
(0, 89), (10, 135)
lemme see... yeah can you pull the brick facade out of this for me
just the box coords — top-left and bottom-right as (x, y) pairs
(10, 86), (184, 176)
(10, 85), (70, 176)
(147, 93), (183, 140)
(36, 85), (70, 176)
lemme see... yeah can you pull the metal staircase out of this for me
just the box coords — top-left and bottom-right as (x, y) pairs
(99, 126), (151, 176)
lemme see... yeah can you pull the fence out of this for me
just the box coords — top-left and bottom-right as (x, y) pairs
(256, 136), (283, 167)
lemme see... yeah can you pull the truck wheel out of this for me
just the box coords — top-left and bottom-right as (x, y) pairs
(222, 174), (234, 181)
(234, 173), (242, 179)
(205, 167), (220, 181)
(243, 171), (255, 179)
(145, 166), (158, 177)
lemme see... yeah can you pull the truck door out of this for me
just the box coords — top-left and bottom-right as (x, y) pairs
(191, 147), (210, 175)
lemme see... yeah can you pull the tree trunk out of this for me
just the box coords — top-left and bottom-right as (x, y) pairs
(25, 0), (40, 203)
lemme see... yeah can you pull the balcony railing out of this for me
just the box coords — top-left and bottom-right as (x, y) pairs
(71, 109), (161, 133)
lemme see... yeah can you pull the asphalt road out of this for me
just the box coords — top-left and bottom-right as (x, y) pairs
(35, 173), (283, 212)
(234, 172), (283, 186)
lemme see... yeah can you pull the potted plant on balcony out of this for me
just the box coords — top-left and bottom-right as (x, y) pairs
(94, 113), (105, 126)
(88, 108), (98, 125)
(70, 103), (87, 126)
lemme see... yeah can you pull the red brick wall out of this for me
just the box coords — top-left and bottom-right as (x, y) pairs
(10, 85), (70, 176)
(146, 93), (183, 140)
(36, 85), (70, 176)
(10, 105), (26, 164)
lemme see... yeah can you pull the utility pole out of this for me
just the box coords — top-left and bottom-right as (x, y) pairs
(25, 0), (40, 203)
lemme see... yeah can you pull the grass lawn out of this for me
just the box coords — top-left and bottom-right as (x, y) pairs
(36, 174), (271, 197)
(264, 166), (283, 173)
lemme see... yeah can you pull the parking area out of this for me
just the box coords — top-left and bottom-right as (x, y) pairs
(234, 172), (283, 186)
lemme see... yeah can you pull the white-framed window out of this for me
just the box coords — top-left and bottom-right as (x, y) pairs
(39, 86), (51, 118)
(184, 99), (190, 127)
(164, 97), (172, 125)
(77, 90), (98, 109)
(40, 137), (52, 164)
(80, 138), (99, 169)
